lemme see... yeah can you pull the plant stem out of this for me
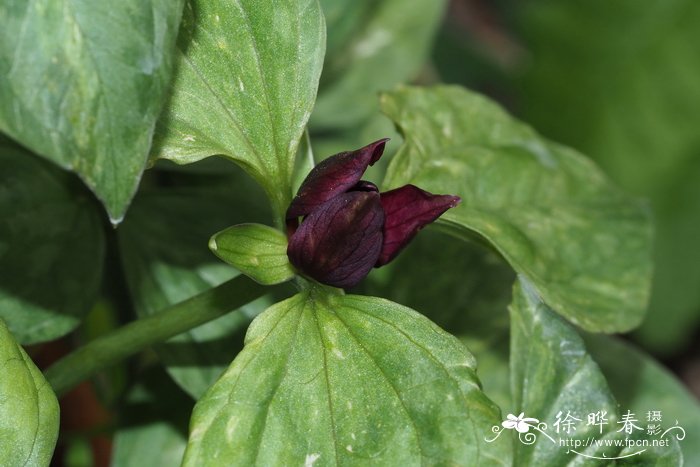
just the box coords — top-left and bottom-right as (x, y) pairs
(45, 275), (272, 397)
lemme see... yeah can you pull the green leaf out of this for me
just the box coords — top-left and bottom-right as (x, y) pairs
(361, 228), (515, 411)
(112, 369), (190, 467)
(152, 0), (326, 220)
(585, 334), (700, 466)
(184, 291), (506, 466)
(210, 223), (295, 286)
(0, 0), (185, 222)
(0, 141), (104, 344)
(382, 85), (653, 332)
(118, 168), (274, 399)
(363, 228), (513, 343)
(507, 279), (682, 465)
(312, 0), (447, 130)
(509, 0), (700, 354)
(509, 279), (620, 464)
(0, 319), (60, 466)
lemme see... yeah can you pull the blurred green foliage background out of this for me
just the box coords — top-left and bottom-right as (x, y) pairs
(433, 0), (700, 360)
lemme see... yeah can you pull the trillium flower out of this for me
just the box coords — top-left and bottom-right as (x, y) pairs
(286, 138), (461, 288)
(502, 413), (539, 433)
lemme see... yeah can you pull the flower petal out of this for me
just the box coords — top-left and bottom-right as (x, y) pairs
(286, 139), (389, 220)
(376, 184), (461, 266)
(352, 180), (379, 192)
(287, 191), (384, 288)
(502, 420), (518, 430)
(515, 421), (531, 433)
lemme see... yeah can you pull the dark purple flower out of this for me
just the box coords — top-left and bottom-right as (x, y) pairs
(286, 139), (460, 288)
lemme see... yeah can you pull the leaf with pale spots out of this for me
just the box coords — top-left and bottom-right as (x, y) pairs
(0, 0), (185, 222)
(152, 0), (326, 217)
(183, 291), (507, 466)
(508, 279), (682, 465)
(382, 85), (653, 333)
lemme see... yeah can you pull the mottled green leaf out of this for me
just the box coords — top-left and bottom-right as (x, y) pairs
(184, 291), (505, 466)
(382, 85), (653, 332)
(312, 0), (447, 130)
(0, 0), (185, 222)
(153, 0), (326, 219)
(118, 167), (274, 399)
(210, 223), (294, 286)
(510, 0), (700, 353)
(507, 279), (682, 465)
(585, 334), (700, 466)
(0, 140), (104, 344)
(0, 319), (59, 466)
(509, 280), (620, 464)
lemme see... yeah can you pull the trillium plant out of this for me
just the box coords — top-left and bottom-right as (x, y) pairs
(0, 0), (698, 466)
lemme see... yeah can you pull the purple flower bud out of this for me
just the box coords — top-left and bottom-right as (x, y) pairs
(287, 191), (384, 288)
(286, 139), (388, 220)
(287, 139), (461, 288)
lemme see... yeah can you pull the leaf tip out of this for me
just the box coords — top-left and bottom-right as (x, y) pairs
(208, 236), (219, 252)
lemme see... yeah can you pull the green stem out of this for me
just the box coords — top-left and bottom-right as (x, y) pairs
(45, 275), (271, 397)
(267, 185), (292, 231)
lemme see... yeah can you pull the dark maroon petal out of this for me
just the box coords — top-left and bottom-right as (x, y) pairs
(352, 180), (379, 192)
(376, 184), (461, 267)
(286, 138), (389, 220)
(288, 191), (384, 288)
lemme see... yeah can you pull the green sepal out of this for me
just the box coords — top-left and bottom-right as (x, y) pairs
(209, 224), (295, 286)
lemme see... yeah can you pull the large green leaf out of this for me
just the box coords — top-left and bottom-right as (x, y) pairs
(0, 0), (184, 222)
(0, 140), (104, 344)
(152, 0), (326, 219)
(0, 319), (60, 466)
(509, 0), (700, 353)
(585, 334), (700, 465)
(184, 291), (506, 466)
(118, 166), (274, 399)
(506, 280), (682, 465)
(311, 0), (447, 130)
(382, 85), (653, 332)
(509, 280), (620, 465)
